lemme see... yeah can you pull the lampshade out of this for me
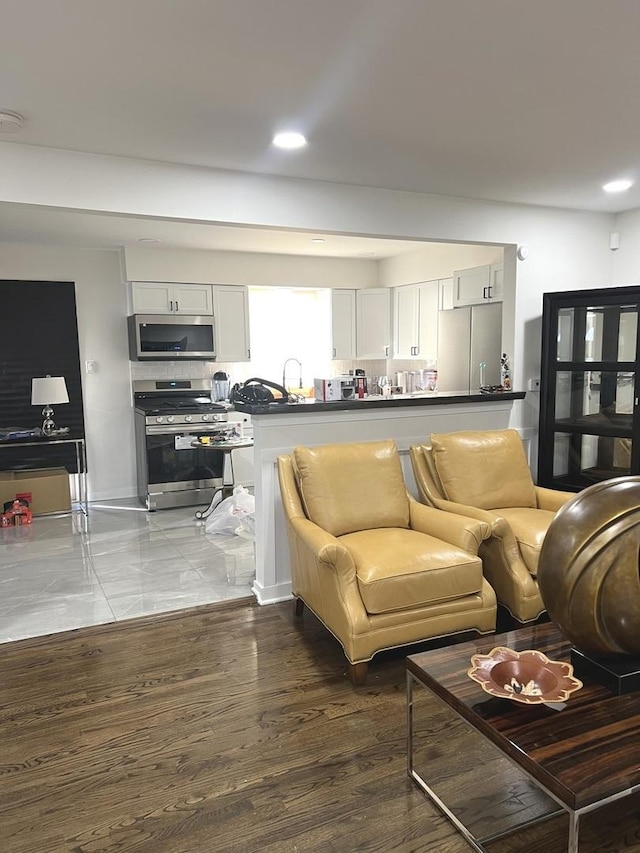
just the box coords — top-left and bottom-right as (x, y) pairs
(31, 376), (69, 406)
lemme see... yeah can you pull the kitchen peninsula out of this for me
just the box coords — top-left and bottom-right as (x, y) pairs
(232, 391), (525, 605)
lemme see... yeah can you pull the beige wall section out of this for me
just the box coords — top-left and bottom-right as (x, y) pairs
(124, 245), (379, 289)
(378, 242), (503, 287)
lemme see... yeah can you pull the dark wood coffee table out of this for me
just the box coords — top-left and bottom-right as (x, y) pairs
(407, 622), (640, 852)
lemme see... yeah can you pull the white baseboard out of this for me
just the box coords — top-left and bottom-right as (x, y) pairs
(252, 579), (292, 605)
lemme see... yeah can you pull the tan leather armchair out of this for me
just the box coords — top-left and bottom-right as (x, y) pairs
(410, 429), (575, 624)
(277, 439), (497, 685)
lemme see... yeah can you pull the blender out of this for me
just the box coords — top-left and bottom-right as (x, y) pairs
(211, 371), (231, 402)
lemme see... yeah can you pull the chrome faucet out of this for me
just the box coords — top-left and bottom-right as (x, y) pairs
(282, 357), (303, 392)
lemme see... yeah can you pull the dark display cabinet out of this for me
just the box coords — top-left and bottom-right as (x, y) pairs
(538, 286), (640, 491)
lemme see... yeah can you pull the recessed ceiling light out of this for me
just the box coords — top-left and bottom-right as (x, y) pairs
(138, 237), (162, 244)
(272, 131), (307, 150)
(603, 179), (633, 193)
(0, 110), (23, 133)
(310, 237), (325, 244)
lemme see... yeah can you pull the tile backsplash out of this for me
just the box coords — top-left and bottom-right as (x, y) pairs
(131, 358), (428, 387)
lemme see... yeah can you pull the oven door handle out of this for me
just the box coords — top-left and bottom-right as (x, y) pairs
(145, 424), (228, 436)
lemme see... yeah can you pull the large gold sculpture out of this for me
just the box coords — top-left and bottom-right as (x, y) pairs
(537, 476), (640, 657)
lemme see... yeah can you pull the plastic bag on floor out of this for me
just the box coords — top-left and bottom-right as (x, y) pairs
(205, 485), (255, 537)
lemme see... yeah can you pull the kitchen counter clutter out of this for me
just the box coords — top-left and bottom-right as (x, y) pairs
(232, 389), (525, 415)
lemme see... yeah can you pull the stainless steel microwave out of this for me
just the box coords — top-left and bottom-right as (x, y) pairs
(128, 314), (216, 361)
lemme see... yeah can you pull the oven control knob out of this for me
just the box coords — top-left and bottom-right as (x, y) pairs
(184, 415), (192, 422)
(166, 415), (175, 424)
(201, 413), (210, 422)
(155, 416), (164, 423)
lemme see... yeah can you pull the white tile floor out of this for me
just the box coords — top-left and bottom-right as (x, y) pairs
(0, 499), (256, 643)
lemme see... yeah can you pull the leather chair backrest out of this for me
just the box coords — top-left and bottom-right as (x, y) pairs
(430, 429), (536, 510)
(292, 439), (410, 537)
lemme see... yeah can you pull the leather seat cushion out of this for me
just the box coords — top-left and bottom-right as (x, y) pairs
(339, 527), (483, 614)
(499, 507), (556, 576)
(431, 429), (537, 510)
(293, 440), (409, 537)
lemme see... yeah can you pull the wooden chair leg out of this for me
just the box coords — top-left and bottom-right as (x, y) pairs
(294, 598), (305, 617)
(346, 660), (368, 686)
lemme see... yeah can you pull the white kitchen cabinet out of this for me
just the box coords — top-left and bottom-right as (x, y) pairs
(356, 288), (391, 359)
(331, 289), (357, 359)
(489, 263), (504, 302)
(213, 285), (251, 362)
(393, 281), (438, 360)
(131, 281), (213, 315)
(452, 264), (503, 307)
(438, 277), (454, 311)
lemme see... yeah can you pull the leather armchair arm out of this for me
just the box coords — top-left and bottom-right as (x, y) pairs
(422, 495), (502, 529)
(408, 497), (490, 555)
(535, 486), (575, 512)
(287, 516), (369, 634)
(288, 517), (357, 582)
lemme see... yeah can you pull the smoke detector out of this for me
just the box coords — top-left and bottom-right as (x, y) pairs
(0, 111), (23, 133)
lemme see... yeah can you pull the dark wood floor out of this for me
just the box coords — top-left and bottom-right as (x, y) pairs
(1, 598), (640, 852)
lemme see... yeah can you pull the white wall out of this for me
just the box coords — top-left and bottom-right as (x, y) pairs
(0, 243), (136, 501)
(124, 245), (378, 289)
(0, 143), (624, 492)
(612, 210), (640, 285)
(378, 242), (503, 287)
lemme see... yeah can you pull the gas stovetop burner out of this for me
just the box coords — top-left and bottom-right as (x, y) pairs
(132, 378), (228, 416)
(134, 398), (227, 415)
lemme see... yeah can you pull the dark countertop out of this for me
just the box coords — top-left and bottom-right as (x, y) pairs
(231, 390), (526, 415)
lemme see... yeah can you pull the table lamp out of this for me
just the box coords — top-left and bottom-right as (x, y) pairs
(31, 375), (69, 436)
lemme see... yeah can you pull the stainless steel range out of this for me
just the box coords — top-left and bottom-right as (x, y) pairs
(133, 379), (243, 510)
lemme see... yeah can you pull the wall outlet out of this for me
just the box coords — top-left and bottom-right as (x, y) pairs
(527, 377), (540, 391)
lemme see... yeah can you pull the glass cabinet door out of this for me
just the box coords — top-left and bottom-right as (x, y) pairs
(538, 288), (640, 491)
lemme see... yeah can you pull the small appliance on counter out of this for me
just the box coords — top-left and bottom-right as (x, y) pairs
(314, 376), (357, 401)
(211, 371), (231, 402)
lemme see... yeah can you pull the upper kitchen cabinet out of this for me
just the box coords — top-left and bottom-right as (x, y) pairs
(331, 289), (357, 359)
(131, 281), (213, 315)
(213, 285), (251, 362)
(538, 285), (640, 492)
(438, 277), (454, 311)
(356, 288), (391, 359)
(393, 281), (438, 360)
(452, 264), (503, 307)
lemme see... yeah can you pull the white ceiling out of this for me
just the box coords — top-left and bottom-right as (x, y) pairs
(1, 0), (639, 256)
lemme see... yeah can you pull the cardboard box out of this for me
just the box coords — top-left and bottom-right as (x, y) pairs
(0, 468), (71, 514)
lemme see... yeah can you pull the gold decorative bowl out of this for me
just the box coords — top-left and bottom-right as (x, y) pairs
(467, 646), (583, 705)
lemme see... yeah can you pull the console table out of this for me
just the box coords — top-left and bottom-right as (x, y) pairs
(0, 436), (88, 514)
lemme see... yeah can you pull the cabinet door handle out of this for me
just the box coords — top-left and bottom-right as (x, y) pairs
(333, 347), (336, 358)
(169, 300), (174, 311)
(482, 287), (488, 299)
(175, 301), (179, 312)
(384, 345), (389, 357)
(487, 286), (493, 299)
